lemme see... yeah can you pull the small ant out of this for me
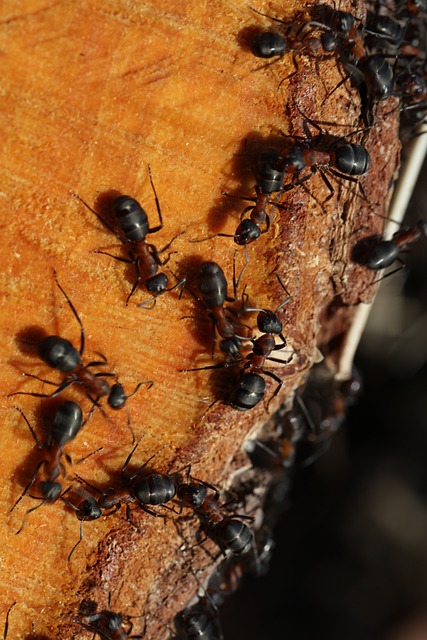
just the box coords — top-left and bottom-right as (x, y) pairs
(182, 276), (293, 411)
(72, 166), (185, 308)
(272, 113), (371, 201)
(75, 596), (145, 639)
(8, 270), (152, 414)
(195, 261), (252, 352)
(78, 438), (177, 526)
(355, 220), (427, 272)
(177, 472), (253, 556)
(191, 151), (287, 247)
(10, 401), (86, 533)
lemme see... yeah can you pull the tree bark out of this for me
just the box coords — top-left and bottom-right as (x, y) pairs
(0, 0), (400, 637)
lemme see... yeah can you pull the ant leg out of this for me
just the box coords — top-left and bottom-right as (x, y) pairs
(67, 520), (84, 563)
(4, 602), (16, 638)
(71, 193), (124, 243)
(125, 256), (143, 307)
(232, 248), (249, 300)
(15, 498), (48, 535)
(14, 407), (42, 447)
(53, 269), (85, 357)
(7, 378), (74, 400)
(146, 164), (164, 233)
(263, 370), (283, 411)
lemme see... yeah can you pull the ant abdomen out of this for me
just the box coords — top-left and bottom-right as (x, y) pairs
(364, 241), (400, 270)
(335, 144), (370, 176)
(220, 519), (253, 555)
(50, 400), (83, 446)
(134, 474), (176, 506)
(230, 373), (266, 411)
(198, 262), (227, 308)
(39, 336), (80, 372)
(113, 196), (149, 242)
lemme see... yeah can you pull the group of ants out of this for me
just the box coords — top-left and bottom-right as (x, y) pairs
(6, 0), (427, 638)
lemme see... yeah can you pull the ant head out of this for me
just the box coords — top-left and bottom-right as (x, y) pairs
(251, 31), (286, 58)
(108, 383), (126, 409)
(335, 10), (355, 32)
(146, 272), (168, 294)
(77, 498), (102, 521)
(220, 337), (242, 359)
(235, 219), (262, 245)
(257, 310), (282, 334)
(39, 481), (62, 502)
(321, 31), (338, 52)
(179, 483), (207, 509)
(39, 336), (80, 372)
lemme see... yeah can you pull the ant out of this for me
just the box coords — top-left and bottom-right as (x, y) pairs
(8, 270), (152, 416)
(194, 261), (253, 355)
(182, 276), (293, 411)
(10, 401), (86, 533)
(191, 151), (288, 247)
(274, 112), (371, 198)
(177, 471), (253, 556)
(355, 220), (427, 272)
(75, 595), (145, 639)
(72, 166), (185, 308)
(250, 7), (355, 75)
(78, 438), (177, 526)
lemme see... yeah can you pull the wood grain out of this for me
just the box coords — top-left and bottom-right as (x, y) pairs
(0, 0), (400, 637)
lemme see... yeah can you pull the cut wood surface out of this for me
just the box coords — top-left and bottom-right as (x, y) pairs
(0, 0), (400, 637)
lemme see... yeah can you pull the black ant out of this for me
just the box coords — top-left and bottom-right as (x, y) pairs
(72, 166), (185, 308)
(182, 276), (293, 411)
(75, 595), (145, 639)
(194, 261), (253, 354)
(8, 270), (152, 415)
(10, 401), (86, 533)
(355, 220), (427, 272)
(272, 113), (371, 201)
(191, 151), (288, 247)
(177, 471), (253, 556)
(78, 438), (177, 526)
(250, 7), (354, 75)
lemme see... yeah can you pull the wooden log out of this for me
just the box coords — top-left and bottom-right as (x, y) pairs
(0, 0), (400, 637)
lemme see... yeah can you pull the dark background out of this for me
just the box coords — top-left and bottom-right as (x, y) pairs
(220, 160), (427, 640)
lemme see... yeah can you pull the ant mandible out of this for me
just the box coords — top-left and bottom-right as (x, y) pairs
(8, 269), (152, 412)
(72, 165), (185, 308)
